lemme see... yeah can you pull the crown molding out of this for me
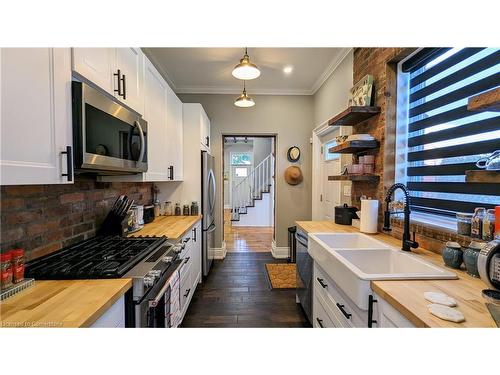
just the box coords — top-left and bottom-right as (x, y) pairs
(309, 48), (352, 95)
(175, 86), (313, 96)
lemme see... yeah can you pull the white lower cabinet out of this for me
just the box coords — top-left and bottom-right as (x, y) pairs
(90, 295), (125, 328)
(178, 221), (202, 323)
(1, 48), (73, 185)
(374, 293), (415, 328)
(312, 261), (415, 328)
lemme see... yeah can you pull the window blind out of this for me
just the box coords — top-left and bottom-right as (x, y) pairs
(405, 47), (500, 215)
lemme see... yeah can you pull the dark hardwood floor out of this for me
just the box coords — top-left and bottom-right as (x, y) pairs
(181, 252), (311, 328)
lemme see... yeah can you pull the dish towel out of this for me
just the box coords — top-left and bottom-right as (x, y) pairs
(166, 270), (181, 328)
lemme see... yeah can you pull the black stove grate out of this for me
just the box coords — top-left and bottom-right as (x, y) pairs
(25, 236), (167, 279)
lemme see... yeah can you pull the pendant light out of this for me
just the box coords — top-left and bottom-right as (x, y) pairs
(234, 82), (255, 108)
(232, 48), (261, 80)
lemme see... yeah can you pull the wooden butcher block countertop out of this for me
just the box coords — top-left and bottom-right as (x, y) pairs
(128, 215), (202, 240)
(295, 220), (496, 328)
(0, 279), (132, 328)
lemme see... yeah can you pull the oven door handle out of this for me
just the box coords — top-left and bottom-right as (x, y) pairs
(134, 120), (146, 165)
(148, 260), (183, 308)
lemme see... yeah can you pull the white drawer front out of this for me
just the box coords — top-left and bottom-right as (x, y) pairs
(314, 262), (367, 328)
(313, 295), (338, 328)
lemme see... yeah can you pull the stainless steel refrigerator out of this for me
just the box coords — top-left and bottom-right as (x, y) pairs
(201, 151), (216, 277)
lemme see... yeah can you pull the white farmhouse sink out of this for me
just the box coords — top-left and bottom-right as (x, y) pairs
(308, 232), (457, 310)
(311, 233), (392, 250)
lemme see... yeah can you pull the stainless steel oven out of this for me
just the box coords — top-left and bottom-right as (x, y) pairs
(72, 81), (148, 175)
(296, 229), (313, 323)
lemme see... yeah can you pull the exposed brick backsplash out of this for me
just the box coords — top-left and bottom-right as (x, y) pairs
(350, 47), (465, 254)
(0, 176), (153, 260)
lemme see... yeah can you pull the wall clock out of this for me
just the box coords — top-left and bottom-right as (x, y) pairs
(287, 146), (301, 162)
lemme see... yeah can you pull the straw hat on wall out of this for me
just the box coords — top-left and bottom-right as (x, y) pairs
(284, 166), (303, 185)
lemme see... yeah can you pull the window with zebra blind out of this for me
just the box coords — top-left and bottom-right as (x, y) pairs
(400, 47), (500, 216)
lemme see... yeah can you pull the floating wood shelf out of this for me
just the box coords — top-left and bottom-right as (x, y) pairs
(467, 87), (500, 112)
(329, 140), (379, 154)
(465, 170), (500, 183)
(328, 106), (381, 126)
(328, 174), (380, 182)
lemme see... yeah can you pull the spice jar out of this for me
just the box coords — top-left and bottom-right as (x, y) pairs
(482, 209), (495, 241)
(190, 201), (199, 216)
(471, 207), (485, 239)
(456, 212), (473, 236)
(442, 242), (463, 269)
(1, 252), (13, 290)
(174, 202), (181, 216)
(10, 249), (25, 284)
(463, 241), (484, 277)
(164, 201), (173, 216)
(183, 204), (190, 216)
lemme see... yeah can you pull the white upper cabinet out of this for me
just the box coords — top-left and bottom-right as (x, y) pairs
(115, 48), (144, 115)
(0, 48), (73, 185)
(166, 84), (183, 181)
(201, 109), (211, 152)
(142, 59), (169, 181)
(72, 48), (114, 94)
(72, 48), (144, 115)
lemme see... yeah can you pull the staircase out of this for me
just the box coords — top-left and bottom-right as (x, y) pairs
(231, 154), (274, 222)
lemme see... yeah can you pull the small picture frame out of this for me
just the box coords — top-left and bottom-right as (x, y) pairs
(348, 74), (374, 106)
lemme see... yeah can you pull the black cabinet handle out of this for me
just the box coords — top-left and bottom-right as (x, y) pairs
(61, 146), (73, 182)
(205, 136), (209, 147)
(336, 303), (352, 319)
(183, 289), (191, 298)
(368, 295), (378, 328)
(317, 277), (327, 288)
(316, 318), (324, 328)
(184, 256), (191, 264)
(121, 73), (126, 99)
(192, 227), (197, 242)
(183, 237), (191, 243)
(168, 165), (174, 180)
(113, 69), (122, 97)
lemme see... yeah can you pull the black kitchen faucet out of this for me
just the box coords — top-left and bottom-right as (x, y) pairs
(383, 183), (419, 252)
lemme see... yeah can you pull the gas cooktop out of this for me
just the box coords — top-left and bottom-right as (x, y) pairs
(25, 236), (169, 279)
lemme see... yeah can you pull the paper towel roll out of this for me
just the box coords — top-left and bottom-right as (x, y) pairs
(360, 199), (379, 233)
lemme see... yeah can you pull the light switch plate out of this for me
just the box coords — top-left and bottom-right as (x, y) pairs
(344, 185), (351, 197)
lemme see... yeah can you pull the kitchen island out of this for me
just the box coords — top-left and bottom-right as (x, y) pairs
(296, 221), (496, 328)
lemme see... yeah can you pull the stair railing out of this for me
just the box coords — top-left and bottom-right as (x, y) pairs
(231, 153), (274, 220)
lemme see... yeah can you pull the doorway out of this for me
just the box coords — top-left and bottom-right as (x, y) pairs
(222, 135), (276, 253)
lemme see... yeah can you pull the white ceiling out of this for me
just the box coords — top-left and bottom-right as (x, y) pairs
(142, 48), (351, 95)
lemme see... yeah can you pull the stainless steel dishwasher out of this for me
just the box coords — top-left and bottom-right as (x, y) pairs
(296, 228), (313, 323)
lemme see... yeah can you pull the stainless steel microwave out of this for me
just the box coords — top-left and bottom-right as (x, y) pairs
(72, 81), (148, 175)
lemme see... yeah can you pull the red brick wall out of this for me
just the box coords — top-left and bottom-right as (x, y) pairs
(1, 177), (153, 260)
(351, 48), (459, 254)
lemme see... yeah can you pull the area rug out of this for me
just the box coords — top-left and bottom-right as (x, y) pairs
(265, 263), (297, 289)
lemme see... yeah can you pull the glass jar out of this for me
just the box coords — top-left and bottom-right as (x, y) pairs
(183, 204), (190, 216)
(164, 201), (173, 216)
(174, 202), (181, 216)
(442, 242), (463, 269)
(463, 241), (484, 277)
(1, 252), (13, 290)
(190, 201), (199, 216)
(10, 249), (25, 284)
(471, 207), (485, 239)
(154, 201), (161, 217)
(482, 209), (495, 241)
(456, 212), (473, 236)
